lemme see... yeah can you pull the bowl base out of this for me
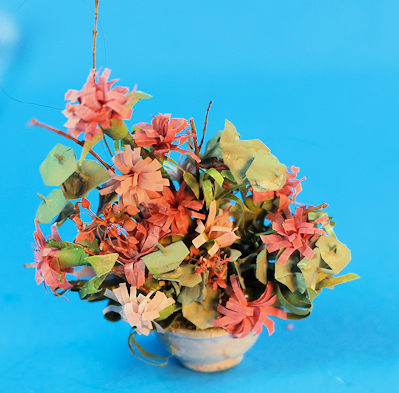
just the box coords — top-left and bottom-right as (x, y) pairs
(178, 356), (243, 372)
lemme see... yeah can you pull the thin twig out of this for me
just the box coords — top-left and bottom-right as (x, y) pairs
(102, 132), (113, 158)
(93, 0), (100, 72)
(189, 118), (200, 179)
(199, 101), (212, 151)
(304, 203), (328, 215)
(30, 119), (114, 172)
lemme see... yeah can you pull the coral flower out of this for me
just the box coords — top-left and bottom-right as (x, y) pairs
(252, 166), (305, 210)
(261, 206), (328, 265)
(28, 220), (73, 293)
(192, 201), (239, 255)
(104, 283), (175, 335)
(107, 221), (161, 287)
(146, 183), (205, 235)
(100, 146), (169, 214)
(134, 113), (199, 161)
(63, 68), (133, 141)
(212, 275), (287, 337)
(196, 252), (231, 290)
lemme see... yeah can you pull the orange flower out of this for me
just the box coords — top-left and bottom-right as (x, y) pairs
(146, 183), (205, 235)
(212, 275), (287, 337)
(196, 252), (231, 290)
(252, 166), (305, 210)
(260, 206), (328, 264)
(192, 201), (239, 255)
(100, 146), (169, 214)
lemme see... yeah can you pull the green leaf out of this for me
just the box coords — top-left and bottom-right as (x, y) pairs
(206, 168), (224, 187)
(126, 90), (151, 108)
(199, 130), (223, 161)
(255, 247), (268, 285)
(36, 189), (68, 224)
(316, 235), (351, 274)
(85, 253), (119, 277)
(155, 303), (176, 321)
(79, 275), (107, 299)
(62, 160), (110, 200)
(55, 201), (79, 226)
(276, 285), (312, 318)
(97, 191), (118, 215)
(142, 241), (190, 275)
(316, 273), (359, 290)
(182, 288), (219, 329)
(297, 248), (322, 291)
(81, 134), (103, 161)
(183, 172), (200, 199)
(103, 119), (129, 140)
(220, 120), (287, 192)
(56, 246), (88, 268)
(40, 144), (77, 186)
(78, 239), (100, 254)
(201, 178), (213, 209)
(154, 265), (202, 287)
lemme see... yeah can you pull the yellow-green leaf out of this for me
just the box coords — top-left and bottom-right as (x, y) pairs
(142, 241), (189, 275)
(316, 235), (351, 274)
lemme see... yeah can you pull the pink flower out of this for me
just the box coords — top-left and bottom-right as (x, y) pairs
(192, 201), (239, 255)
(104, 283), (175, 335)
(100, 146), (169, 214)
(106, 221), (162, 287)
(134, 113), (199, 161)
(28, 220), (73, 293)
(252, 166), (305, 210)
(146, 183), (205, 235)
(261, 206), (328, 265)
(63, 68), (133, 141)
(212, 275), (287, 337)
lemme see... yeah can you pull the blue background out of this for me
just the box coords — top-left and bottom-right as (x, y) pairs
(0, 1), (398, 392)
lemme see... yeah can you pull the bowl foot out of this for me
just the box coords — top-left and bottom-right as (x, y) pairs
(178, 356), (243, 372)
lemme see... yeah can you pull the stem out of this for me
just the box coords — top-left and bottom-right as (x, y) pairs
(102, 132), (113, 158)
(199, 101), (212, 151)
(37, 193), (47, 202)
(190, 118), (200, 179)
(93, 0), (100, 72)
(304, 203), (328, 215)
(30, 119), (114, 172)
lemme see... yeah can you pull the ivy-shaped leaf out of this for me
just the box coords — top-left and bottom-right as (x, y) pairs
(85, 253), (119, 277)
(142, 241), (190, 275)
(40, 144), (77, 186)
(62, 160), (110, 200)
(36, 189), (68, 224)
(220, 120), (287, 192)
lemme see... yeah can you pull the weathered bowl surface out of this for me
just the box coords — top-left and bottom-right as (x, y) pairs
(157, 327), (259, 372)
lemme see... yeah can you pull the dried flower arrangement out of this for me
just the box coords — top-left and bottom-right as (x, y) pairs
(26, 0), (358, 368)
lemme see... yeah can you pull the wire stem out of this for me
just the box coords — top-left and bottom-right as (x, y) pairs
(30, 119), (114, 172)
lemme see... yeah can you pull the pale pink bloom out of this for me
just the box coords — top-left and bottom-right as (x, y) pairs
(192, 201), (239, 255)
(28, 220), (73, 293)
(134, 113), (199, 162)
(100, 146), (169, 214)
(212, 275), (287, 337)
(63, 68), (133, 141)
(103, 283), (175, 335)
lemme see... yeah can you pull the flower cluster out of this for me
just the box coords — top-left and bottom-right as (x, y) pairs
(28, 68), (356, 343)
